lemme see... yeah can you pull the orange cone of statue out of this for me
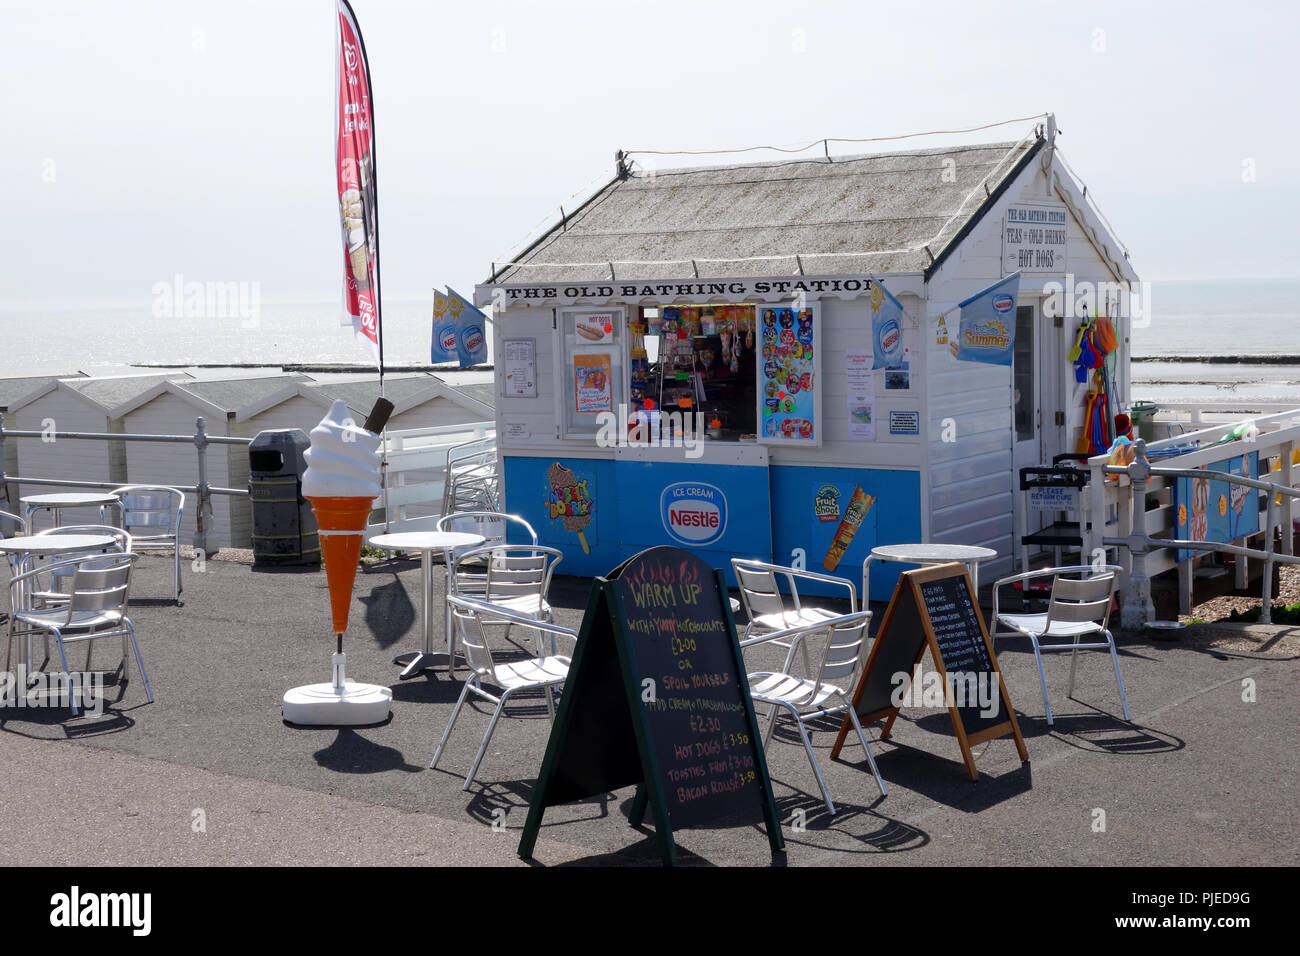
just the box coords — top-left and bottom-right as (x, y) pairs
(308, 495), (375, 633)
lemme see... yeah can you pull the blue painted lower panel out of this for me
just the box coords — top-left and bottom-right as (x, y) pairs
(503, 455), (921, 601)
(768, 465), (922, 602)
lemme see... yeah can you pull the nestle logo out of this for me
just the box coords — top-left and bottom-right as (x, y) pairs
(992, 294), (1014, 314)
(660, 482), (727, 546)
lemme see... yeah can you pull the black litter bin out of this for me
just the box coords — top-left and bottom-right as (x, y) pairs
(248, 429), (320, 566)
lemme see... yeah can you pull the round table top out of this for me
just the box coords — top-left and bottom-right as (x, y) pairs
(870, 543), (999, 563)
(368, 531), (486, 552)
(0, 534), (117, 555)
(22, 492), (120, 507)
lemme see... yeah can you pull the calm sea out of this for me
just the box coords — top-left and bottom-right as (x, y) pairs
(2, 279), (1297, 401)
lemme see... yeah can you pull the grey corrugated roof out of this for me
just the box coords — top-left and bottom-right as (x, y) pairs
(305, 376), (436, 416)
(453, 383), (495, 409)
(491, 139), (1040, 283)
(0, 374), (82, 410)
(178, 375), (310, 413)
(64, 373), (193, 412)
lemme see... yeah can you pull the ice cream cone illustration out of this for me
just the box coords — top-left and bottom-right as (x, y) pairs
(547, 462), (592, 554)
(348, 227), (369, 287)
(302, 398), (391, 633)
(823, 485), (875, 572)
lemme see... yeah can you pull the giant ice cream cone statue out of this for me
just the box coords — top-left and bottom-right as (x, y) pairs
(283, 398), (394, 726)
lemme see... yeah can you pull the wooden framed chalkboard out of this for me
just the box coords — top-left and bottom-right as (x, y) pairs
(518, 546), (784, 866)
(830, 563), (1027, 781)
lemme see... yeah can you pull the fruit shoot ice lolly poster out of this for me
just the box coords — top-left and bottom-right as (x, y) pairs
(758, 305), (819, 444)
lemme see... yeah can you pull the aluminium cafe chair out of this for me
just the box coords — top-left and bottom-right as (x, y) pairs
(743, 610), (885, 814)
(992, 564), (1130, 726)
(435, 511), (539, 651)
(429, 595), (575, 790)
(111, 486), (185, 602)
(28, 525), (132, 608)
(447, 544), (562, 671)
(6, 553), (151, 717)
(731, 557), (857, 675)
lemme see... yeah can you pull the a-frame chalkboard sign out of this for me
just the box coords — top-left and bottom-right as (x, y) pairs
(517, 546), (784, 866)
(830, 563), (1028, 781)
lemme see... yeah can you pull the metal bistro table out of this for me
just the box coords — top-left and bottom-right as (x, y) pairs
(0, 533), (117, 669)
(369, 531), (486, 679)
(863, 543), (999, 605)
(22, 492), (121, 530)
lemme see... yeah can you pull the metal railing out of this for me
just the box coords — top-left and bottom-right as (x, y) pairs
(1102, 439), (1300, 627)
(0, 413), (250, 556)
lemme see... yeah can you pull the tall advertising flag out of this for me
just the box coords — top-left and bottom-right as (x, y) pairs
(431, 290), (457, 363)
(446, 287), (489, 368)
(335, 0), (382, 370)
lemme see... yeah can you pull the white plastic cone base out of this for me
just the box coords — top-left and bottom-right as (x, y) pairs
(282, 681), (392, 726)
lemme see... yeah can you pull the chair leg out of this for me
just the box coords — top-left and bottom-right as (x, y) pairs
(544, 682), (557, 722)
(126, 621), (153, 704)
(1029, 636), (1054, 725)
(787, 706), (835, 815)
(52, 628), (77, 717)
(464, 690), (511, 791)
(1066, 634), (1080, 699)
(429, 679), (474, 770)
(762, 702), (779, 748)
(1106, 630), (1132, 721)
(847, 706), (887, 798)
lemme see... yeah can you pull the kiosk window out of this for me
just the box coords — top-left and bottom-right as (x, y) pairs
(559, 308), (625, 437)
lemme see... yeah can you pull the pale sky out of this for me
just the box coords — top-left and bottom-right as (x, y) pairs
(3, 0), (1297, 311)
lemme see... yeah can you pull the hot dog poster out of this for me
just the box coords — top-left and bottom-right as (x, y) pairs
(758, 306), (818, 443)
(573, 353), (613, 414)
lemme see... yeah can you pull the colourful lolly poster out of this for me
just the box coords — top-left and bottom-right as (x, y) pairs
(758, 306), (818, 444)
(574, 353), (613, 414)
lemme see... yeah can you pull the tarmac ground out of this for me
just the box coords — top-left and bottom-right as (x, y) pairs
(1, 553), (1296, 867)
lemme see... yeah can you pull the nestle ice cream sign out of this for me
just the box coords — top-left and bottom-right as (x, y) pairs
(992, 293), (1014, 315)
(661, 482), (726, 547)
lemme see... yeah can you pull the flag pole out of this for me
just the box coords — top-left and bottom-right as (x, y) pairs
(341, 0), (390, 529)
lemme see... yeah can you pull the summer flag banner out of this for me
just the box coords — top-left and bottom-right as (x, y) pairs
(335, 0), (381, 369)
(446, 287), (489, 367)
(869, 280), (906, 369)
(952, 272), (1021, 367)
(431, 290), (456, 363)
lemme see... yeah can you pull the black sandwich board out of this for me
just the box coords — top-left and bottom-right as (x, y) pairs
(517, 546), (784, 866)
(830, 562), (1028, 781)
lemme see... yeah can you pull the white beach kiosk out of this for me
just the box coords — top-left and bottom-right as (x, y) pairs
(475, 117), (1140, 600)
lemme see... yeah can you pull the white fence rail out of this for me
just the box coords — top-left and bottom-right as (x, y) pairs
(369, 421), (495, 539)
(1078, 406), (1300, 623)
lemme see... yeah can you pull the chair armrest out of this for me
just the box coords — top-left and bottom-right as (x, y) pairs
(731, 558), (857, 613)
(448, 594), (577, 646)
(991, 564), (1123, 627)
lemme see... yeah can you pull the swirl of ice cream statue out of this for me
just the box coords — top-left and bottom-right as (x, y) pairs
(281, 397), (395, 726)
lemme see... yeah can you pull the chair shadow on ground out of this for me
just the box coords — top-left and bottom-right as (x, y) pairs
(771, 791), (930, 855)
(1017, 709), (1185, 756)
(312, 728), (423, 774)
(359, 575), (416, 651)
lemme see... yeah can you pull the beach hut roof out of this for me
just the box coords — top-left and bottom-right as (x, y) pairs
(0, 373), (86, 412)
(9, 372), (194, 416)
(112, 374), (313, 423)
(300, 374), (493, 421)
(487, 137), (1045, 284)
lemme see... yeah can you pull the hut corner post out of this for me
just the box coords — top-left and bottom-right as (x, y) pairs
(193, 416), (217, 558)
(1120, 440), (1156, 630)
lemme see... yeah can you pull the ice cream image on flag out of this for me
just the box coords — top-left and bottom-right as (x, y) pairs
(282, 397), (395, 726)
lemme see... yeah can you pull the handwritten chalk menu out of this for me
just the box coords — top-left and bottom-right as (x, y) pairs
(518, 546), (782, 866)
(831, 563), (1027, 781)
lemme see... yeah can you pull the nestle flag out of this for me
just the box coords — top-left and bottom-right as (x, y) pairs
(335, 0), (381, 368)
(431, 290), (457, 363)
(953, 273), (1020, 366)
(446, 287), (489, 368)
(869, 280), (906, 369)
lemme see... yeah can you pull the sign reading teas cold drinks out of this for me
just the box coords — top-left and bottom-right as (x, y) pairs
(1002, 202), (1067, 273)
